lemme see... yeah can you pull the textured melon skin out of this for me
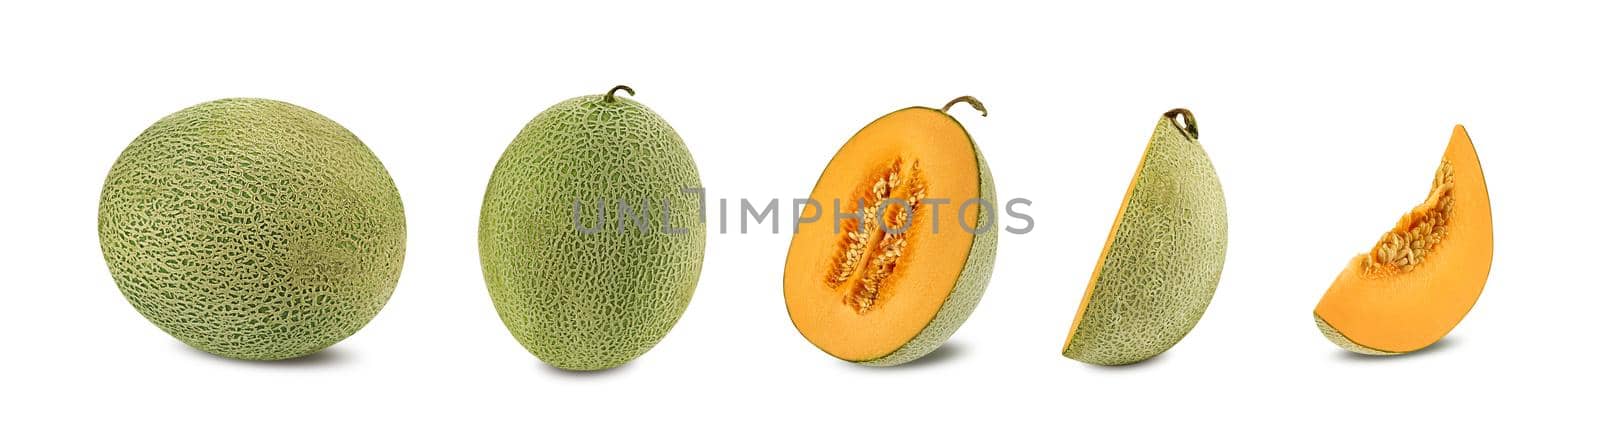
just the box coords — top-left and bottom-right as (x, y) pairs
(98, 98), (407, 361)
(1063, 116), (1227, 366)
(859, 130), (997, 367)
(480, 94), (704, 371)
(1314, 315), (1400, 355)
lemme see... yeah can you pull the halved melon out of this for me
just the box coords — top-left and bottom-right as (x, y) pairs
(1314, 125), (1493, 355)
(1061, 109), (1228, 366)
(783, 97), (997, 366)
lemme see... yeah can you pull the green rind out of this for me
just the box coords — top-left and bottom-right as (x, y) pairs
(99, 98), (407, 360)
(479, 94), (705, 371)
(859, 112), (997, 367)
(1314, 314), (1403, 356)
(1062, 115), (1227, 366)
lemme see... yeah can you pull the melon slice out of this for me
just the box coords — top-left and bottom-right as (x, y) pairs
(784, 97), (997, 366)
(1314, 125), (1493, 355)
(1061, 109), (1228, 366)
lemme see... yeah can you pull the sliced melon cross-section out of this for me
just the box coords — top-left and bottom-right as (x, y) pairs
(784, 97), (997, 367)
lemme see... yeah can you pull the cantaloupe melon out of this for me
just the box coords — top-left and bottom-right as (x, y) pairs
(99, 98), (407, 360)
(1314, 125), (1492, 355)
(784, 96), (997, 366)
(480, 85), (705, 371)
(1061, 109), (1227, 366)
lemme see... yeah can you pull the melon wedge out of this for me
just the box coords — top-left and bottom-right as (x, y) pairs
(1314, 125), (1493, 355)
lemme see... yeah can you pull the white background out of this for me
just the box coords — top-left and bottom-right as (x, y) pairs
(2, 1), (1594, 421)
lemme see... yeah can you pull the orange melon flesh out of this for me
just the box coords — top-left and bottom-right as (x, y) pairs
(1314, 125), (1493, 354)
(784, 107), (983, 362)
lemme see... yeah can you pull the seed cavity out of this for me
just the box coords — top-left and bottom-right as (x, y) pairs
(827, 158), (927, 313)
(1364, 159), (1455, 273)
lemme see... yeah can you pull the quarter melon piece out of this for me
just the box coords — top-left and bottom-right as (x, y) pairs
(480, 85), (705, 371)
(1314, 125), (1492, 355)
(99, 98), (407, 360)
(1061, 109), (1228, 366)
(784, 96), (997, 366)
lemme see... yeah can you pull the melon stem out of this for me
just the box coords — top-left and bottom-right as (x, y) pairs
(1164, 108), (1198, 139)
(605, 85), (636, 102)
(941, 96), (988, 117)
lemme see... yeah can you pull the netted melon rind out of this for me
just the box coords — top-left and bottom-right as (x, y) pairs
(479, 95), (705, 371)
(1314, 314), (1403, 356)
(98, 98), (407, 361)
(1063, 116), (1228, 366)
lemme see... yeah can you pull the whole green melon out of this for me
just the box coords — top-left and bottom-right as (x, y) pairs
(99, 98), (407, 361)
(480, 86), (705, 371)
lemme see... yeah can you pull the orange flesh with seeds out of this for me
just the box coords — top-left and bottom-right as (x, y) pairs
(783, 107), (982, 362)
(1314, 125), (1493, 353)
